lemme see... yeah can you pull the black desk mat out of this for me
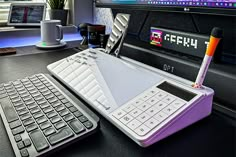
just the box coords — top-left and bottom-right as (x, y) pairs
(0, 48), (235, 157)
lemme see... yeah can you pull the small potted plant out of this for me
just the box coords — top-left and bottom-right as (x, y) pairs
(47, 0), (68, 26)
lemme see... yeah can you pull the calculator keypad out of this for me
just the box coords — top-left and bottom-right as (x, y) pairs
(112, 86), (186, 136)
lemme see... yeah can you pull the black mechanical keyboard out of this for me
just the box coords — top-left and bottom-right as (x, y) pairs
(0, 74), (99, 157)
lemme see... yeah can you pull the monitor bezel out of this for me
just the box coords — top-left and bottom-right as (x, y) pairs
(7, 3), (47, 27)
(96, 3), (236, 16)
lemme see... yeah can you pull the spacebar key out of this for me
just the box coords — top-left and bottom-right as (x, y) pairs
(0, 97), (19, 123)
(48, 127), (74, 145)
(29, 130), (49, 152)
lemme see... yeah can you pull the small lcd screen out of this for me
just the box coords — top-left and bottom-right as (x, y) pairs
(10, 6), (44, 24)
(157, 82), (196, 101)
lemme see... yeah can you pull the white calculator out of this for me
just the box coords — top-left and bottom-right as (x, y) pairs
(47, 48), (214, 147)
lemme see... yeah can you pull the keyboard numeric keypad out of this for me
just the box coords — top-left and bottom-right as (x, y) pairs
(111, 86), (187, 136)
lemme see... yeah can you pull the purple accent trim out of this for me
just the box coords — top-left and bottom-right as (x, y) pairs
(142, 95), (213, 147)
(0, 34), (82, 48)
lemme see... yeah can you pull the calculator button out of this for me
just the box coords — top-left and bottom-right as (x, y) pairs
(147, 88), (160, 96)
(135, 124), (151, 136)
(171, 99), (185, 109)
(136, 112), (151, 123)
(112, 110), (126, 119)
(120, 114), (133, 125)
(137, 102), (152, 111)
(140, 94), (152, 101)
(145, 106), (159, 117)
(146, 97), (160, 106)
(144, 118), (160, 130)
(127, 119), (142, 130)
(132, 99), (144, 107)
(162, 105), (178, 116)
(154, 111), (169, 122)
(162, 95), (176, 104)
(130, 108), (142, 118)
(155, 91), (167, 100)
(154, 101), (168, 111)
(122, 104), (135, 113)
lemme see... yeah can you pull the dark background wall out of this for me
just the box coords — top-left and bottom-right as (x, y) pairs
(112, 9), (236, 62)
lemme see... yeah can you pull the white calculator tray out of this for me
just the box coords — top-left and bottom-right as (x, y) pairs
(47, 48), (214, 147)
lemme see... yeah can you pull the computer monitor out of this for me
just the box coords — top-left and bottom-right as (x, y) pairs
(96, 0), (236, 16)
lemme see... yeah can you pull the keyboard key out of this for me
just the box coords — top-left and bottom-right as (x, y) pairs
(83, 121), (93, 129)
(14, 134), (22, 142)
(69, 120), (85, 134)
(26, 123), (38, 132)
(68, 106), (77, 112)
(48, 127), (74, 145)
(112, 109), (126, 119)
(147, 88), (160, 96)
(144, 117), (160, 129)
(162, 105), (178, 116)
(48, 97), (58, 104)
(140, 94), (152, 101)
(145, 106), (159, 117)
(0, 97), (19, 123)
(51, 101), (62, 108)
(55, 105), (65, 112)
(17, 141), (25, 150)
(135, 124), (151, 136)
(54, 121), (66, 130)
(20, 149), (29, 157)
(59, 109), (69, 117)
(39, 102), (50, 109)
(78, 116), (88, 123)
(40, 122), (51, 130)
(20, 114), (31, 121)
(15, 105), (26, 111)
(23, 139), (31, 147)
(137, 102), (152, 111)
(43, 107), (53, 114)
(50, 116), (61, 124)
(23, 118), (34, 126)
(44, 127), (56, 136)
(122, 104), (135, 113)
(29, 130), (49, 152)
(154, 101), (168, 111)
(132, 99), (144, 107)
(130, 108), (142, 118)
(57, 95), (65, 100)
(61, 99), (69, 104)
(162, 95), (175, 104)
(136, 112), (151, 123)
(127, 119), (142, 130)
(12, 126), (25, 135)
(27, 103), (37, 110)
(47, 111), (57, 118)
(171, 99), (185, 108)
(36, 116), (47, 124)
(154, 111), (169, 122)
(64, 102), (73, 108)
(33, 112), (44, 119)
(45, 94), (54, 100)
(146, 97), (160, 106)
(9, 120), (22, 129)
(63, 114), (74, 122)
(120, 114), (133, 125)
(73, 111), (83, 117)
(155, 91), (167, 100)
(30, 107), (40, 114)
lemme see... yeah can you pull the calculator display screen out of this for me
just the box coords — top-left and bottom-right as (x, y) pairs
(157, 82), (196, 101)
